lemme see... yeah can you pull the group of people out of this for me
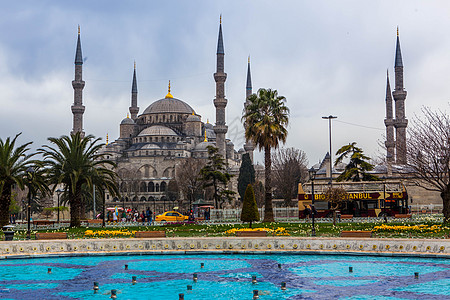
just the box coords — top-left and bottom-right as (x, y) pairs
(104, 208), (154, 224)
(303, 205), (317, 219)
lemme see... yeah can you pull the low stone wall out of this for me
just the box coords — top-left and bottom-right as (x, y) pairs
(1, 237), (449, 258)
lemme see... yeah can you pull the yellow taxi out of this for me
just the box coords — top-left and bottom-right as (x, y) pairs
(155, 211), (188, 222)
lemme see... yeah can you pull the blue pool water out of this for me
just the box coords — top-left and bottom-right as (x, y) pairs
(0, 254), (449, 299)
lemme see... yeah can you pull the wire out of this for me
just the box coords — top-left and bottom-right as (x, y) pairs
(335, 120), (384, 131)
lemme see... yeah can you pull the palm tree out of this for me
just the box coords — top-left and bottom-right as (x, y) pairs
(0, 134), (36, 226)
(39, 132), (119, 227)
(242, 88), (289, 222)
(334, 142), (380, 182)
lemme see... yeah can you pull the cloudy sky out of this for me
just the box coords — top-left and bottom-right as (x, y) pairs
(1, 1), (450, 166)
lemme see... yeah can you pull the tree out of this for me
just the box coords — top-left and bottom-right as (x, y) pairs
(335, 142), (380, 182)
(166, 179), (179, 205)
(323, 187), (348, 225)
(0, 133), (37, 226)
(237, 153), (255, 201)
(199, 146), (234, 209)
(243, 88), (289, 222)
(405, 106), (450, 223)
(272, 147), (308, 206)
(240, 184), (259, 228)
(175, 157), (205, 210)
(39, 132), (119, 227)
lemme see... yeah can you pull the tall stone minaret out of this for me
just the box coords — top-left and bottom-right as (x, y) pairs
(384, 70), (395, 163)
(392, 28), (408, 164)
(243, 56), (255, 162)
(71, 26), (85, 137)
(213, 16), (228, 158)
(129, 62), (139, 120)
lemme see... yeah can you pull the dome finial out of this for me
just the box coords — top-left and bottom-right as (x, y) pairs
(397, 26), (399, 37)
(220, 14), (222, 24)
(134, 61), (136, 69)
(248, 55), (250, 63)
(106, 133), (109, 145)
(165, 80), (173, 98)
(78, 25), (80, 35)
(127, 113), (130, 118)
(207, 118), (209, 124)
(204, 129), (208, 142)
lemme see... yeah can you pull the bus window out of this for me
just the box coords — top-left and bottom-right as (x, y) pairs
(315, 201), (328, 210)
(367, 200), (378, 209)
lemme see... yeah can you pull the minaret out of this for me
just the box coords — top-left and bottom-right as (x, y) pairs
(129, 62), (139, 120)
(243, 56), (255, 162)
(384, 70), (395, 163)
(392, 27), (408, 164)
(213, 16), (228, 158)
(71, 26), (85, 137)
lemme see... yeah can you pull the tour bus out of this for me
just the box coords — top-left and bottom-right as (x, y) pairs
(298, 181), (408, 218)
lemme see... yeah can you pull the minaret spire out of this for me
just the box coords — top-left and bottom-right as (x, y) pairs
(129, 62), (139, 120)
(243, 56), (255, 162)
(213, 16), (228, 158)
(384, 69), (395, 163)
(392, 28), (408, 164)
(71, 26), (85, 137)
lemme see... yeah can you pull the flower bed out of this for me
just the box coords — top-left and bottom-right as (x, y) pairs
(373, 224), (447, 234)
(84, 229), (136, 238)
(225, 227), (289, 236)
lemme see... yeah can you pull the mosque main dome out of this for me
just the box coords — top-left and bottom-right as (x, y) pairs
(142, 97), (194, 115)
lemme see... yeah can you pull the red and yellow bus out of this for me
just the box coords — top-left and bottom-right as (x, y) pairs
(298, 181), (408, 218)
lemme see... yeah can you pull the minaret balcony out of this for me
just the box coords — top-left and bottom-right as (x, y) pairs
(214, 72), (227, 82)
(213, 98), (228, 108)
(71, 105), (85, 114)
(213, 124), (228, 134)
(393, 119), (408, 128)
(392, 90), (407, 100)
(384, 119), (394, 126)
(72, 80), (85, 89)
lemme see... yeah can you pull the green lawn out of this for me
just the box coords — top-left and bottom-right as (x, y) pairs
(3, 220), (450, 240)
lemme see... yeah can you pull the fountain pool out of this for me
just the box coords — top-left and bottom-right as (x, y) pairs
(0, 254), (449, 299)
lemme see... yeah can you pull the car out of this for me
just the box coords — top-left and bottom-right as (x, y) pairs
(155, 211), (188, 222)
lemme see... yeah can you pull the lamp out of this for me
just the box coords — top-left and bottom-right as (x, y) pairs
(322, 115), (337, 188)
(26, 167), (35, 240)
(56, 188), (63, 225)
(308, 167), (317, 236)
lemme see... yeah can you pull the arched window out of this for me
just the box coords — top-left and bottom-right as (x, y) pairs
(140, 182), (147, 192)
(160, 181), (167, 192)
(148, 182), (154, 192)
(156, 183), (160, 192)
(140, 196), (146, 202)
(133, 196), (138, 202)
(120, 182), (127, 192)
(153, 169), (157, 177)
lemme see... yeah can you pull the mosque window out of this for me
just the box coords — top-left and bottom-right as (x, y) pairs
(149, 137), (152, 142)
(153, 169), (157, 177)
(160, 182), (167, 192)
(156, 183), (160, 192)
(125, 197), (129, 202)
(140, 182), (147, 192)
(140, 196), (146, 202)
(148, 182), (154, 192)
(144, 165), (149, 177)
(146, 151), (148, 155)
(163, 115), (166, 122)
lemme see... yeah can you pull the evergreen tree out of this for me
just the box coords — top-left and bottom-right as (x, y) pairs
(335, 142), (380, 182)
(199, 146), (234, 209)
(237, 153), (255, 201)
(240, 184), (259, 228)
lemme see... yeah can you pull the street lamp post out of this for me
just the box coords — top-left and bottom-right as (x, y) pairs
(308, 167), (317, 237)
(322, 115), (337, 188)
(26, 167), (35, 240)
(56, 188), (63, 225)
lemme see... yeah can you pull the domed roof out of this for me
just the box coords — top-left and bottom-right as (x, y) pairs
(186, 113), (201, 122)
(121, 117), (134, 125)
(142, 97), (194, 115)
(138, 125), (178, 136)
(194, 141), (215, 151)
(204, 121), (213, 130)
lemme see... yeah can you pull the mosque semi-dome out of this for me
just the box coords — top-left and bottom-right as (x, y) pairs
(121, 117), (135, 125)
(142, 97), (194, 115)
(138, 125), (178, 136)
(186, 113), (201, 122)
